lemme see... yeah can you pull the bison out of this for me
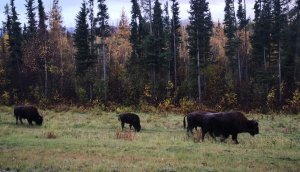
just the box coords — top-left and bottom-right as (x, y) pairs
(118, 113), (141, 132)
(183, 111), (215, 137)
(14, 105), (43, 126)
(201, 111), (259, 144)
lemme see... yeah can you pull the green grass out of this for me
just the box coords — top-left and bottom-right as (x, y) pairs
(0, 106), (299, 171)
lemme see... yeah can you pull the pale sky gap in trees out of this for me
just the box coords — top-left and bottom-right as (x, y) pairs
(0, 0), (255, 28)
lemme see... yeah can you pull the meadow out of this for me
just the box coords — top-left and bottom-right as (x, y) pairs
(0, 106), (299, 171)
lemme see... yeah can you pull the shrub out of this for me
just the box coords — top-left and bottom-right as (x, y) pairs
(179, 97), (197, 114)
(158, 98), (176, 112)
(285, 89), (300, 114)
(1, 91), (10, 105)
(218, 92), (237, 111)
(76, 87), (87, 103)
(267, 87), (277, 112)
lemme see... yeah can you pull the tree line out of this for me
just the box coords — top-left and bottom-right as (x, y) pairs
(0, 0), (299, 113)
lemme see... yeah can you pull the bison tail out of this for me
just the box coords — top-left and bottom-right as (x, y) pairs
(183, 115), (186, 129)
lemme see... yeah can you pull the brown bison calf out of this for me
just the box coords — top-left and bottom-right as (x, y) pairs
(14, 105), (43, 126)
(118, 113), (141, 132)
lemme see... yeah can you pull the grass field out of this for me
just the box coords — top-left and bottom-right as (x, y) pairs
(0, 106), (299, 171)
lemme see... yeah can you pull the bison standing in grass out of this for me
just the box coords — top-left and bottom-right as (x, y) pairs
(201, 111), (259, 144)
(118, 113), (141, 132)
(183, 111), (215, 137)
(14, 105), (43, 126)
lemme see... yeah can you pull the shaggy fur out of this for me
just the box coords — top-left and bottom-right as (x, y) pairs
(201, 111), (259, 144)
(14, 105), (43, 126)
(183, 111), (215, 136)
(118, 113), (141, 132)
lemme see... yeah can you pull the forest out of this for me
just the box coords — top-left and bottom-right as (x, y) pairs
(0, 0), (299, 113)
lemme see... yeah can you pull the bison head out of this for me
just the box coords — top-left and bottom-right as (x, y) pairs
(248, 120), (259, 136)
(35, 116), (43, 125)
(136, 125), (141, 132)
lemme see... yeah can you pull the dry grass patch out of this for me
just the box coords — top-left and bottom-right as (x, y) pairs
(116, 130), (135, 141)
(46, 131), (56, 139)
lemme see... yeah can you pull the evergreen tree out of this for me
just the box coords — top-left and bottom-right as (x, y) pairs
(88, 0), (96, 65)
(7, 0), (23, 98)
(37, 0), (48, 98)
(171, 0), (181, 91)
(141, 0), (153, 34)
(25, 0), (37, 37)
(97, 0), (109, 100)
(188, 0), (213, 102)
(37, 0), (47, 35)
(163, 1), (171, 81)
(142, 0), (166, 102)
(4, 4), (11, 41)
(127, 0), (145, 104)
(290, 0), (300, 85)
(74, 1), (91, 76)
(224, 0), (238, 83)
(271, 0), (290, 105)
(251, 0), (273, 109)
(252, 0), (272, 73)
(237, 0), (247, 30)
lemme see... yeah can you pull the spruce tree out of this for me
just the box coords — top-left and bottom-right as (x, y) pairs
(252, 0), (272, 72)
(37, 0), (48, 98)
(74, 1), (91, 76)
(37, 0), (47, 35)
(171, 0), (180, 90)
(141, 0), (153, 34)
(163, 1), (172, 82)
(250, 0), (273, 109)
(271, 0), (290, 105)
(97, 0), (109, 100)
(25, 0), (37, 37)
(188, 0), (213, 102)
(127, 0), (145, 104)
(224, 0), (238, 82)
(7, 0), (23, 98)
(142, 0), (165, 100)
(88, 0), (96, 64)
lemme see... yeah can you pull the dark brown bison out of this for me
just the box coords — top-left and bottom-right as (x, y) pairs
(14, 105), (43, 126)
(201, 111), (259, 144)
(183, 111), (215, 136)
(118, 113), (141, 132)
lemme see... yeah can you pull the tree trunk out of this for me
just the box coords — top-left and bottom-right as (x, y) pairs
(173, 15), (177, 90)
(243, 0), (248, 81)
(197, 30), (202, 103)
(44, 55), (48, 98)
(60, 32), (64, 96)
(238, 51), (241, 85)
(149, 0), (153, 35)
(264, 47), (267, 71)
(102, 35), (107, 100)
(278, 42), (282, 105)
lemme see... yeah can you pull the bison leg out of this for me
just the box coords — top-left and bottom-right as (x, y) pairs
(232, 134), (239, 144)
(19, 118), (23, 124)
(28, 119), (33, 125)
(209, 131), (217, 141)
(15, 116), (19, 124)
(201, 129), (208, 142)
(121, 122), (125, 130)
(186, 126), (194, 137)
(129, 124), (132, 130)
